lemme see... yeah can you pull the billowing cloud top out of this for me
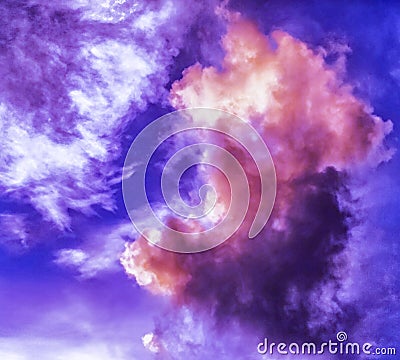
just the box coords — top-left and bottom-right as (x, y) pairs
(120, 14), (394, 357)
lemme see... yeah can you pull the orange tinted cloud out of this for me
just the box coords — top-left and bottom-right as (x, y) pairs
(171, 19), (392, 181)
(121, 16), (392, 297)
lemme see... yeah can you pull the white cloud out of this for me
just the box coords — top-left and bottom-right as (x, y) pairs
(0, 0), (188, 230)
(54, 222), (137, 278)
(0, 109), (114, 228)
(69, 39), (160, 128)
(0, 337), (148, 360)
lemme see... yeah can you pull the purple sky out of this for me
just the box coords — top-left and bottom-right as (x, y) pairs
(0, 1), (399, 359)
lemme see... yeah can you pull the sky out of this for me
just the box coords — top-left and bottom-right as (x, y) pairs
(0, 0), (399, 359)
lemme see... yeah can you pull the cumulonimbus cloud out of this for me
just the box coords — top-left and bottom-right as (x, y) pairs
(120, 14), (393, 356)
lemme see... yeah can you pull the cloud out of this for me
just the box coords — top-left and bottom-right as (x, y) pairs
(55, 221), (136, 278)
(0, 213), (29, 250)
(120, 14), (393, 357)
(0, 338), (147, 360)
(0, 259), (166, 360)
(0, 0), (222, 231)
